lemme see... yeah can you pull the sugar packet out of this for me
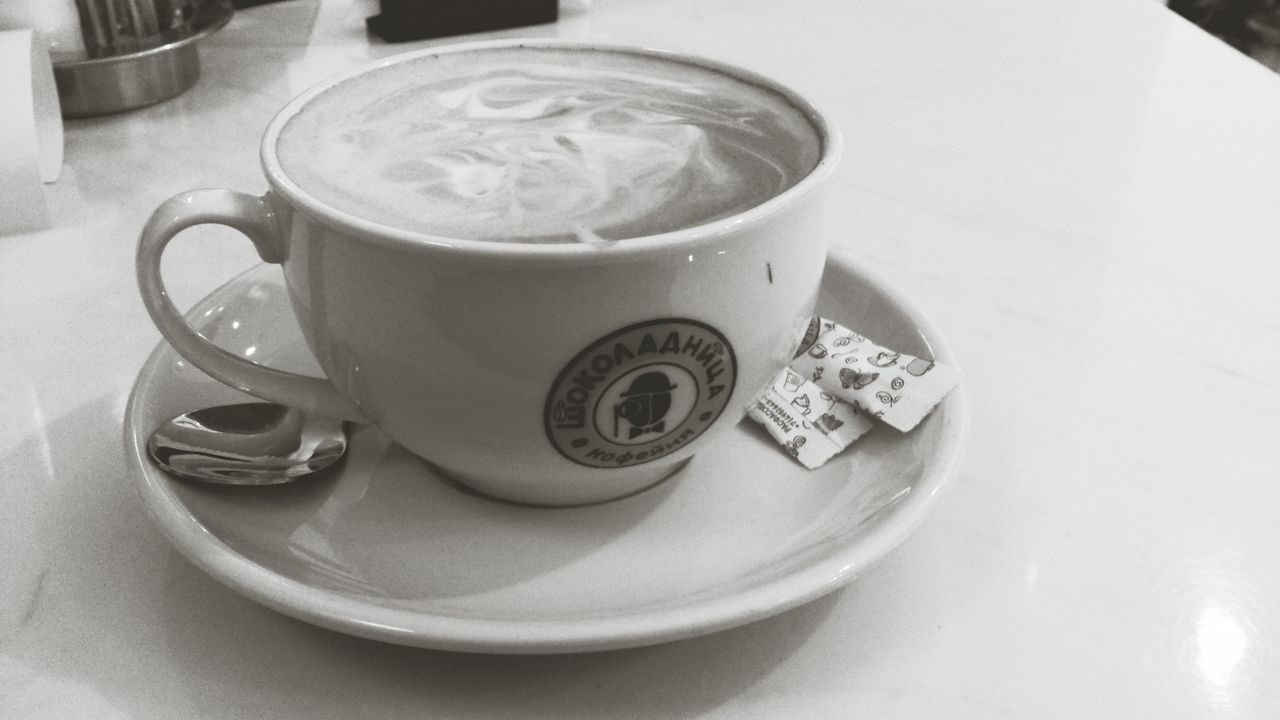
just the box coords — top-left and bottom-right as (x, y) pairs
(747, 317), (959, 467)
(750, 366), (874, 468)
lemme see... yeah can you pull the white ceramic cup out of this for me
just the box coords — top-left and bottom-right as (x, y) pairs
(137, 40), (841, 505)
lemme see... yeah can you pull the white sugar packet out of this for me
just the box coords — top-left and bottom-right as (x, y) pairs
(748, 317), (959, 467)
(750, 366), (874, 469)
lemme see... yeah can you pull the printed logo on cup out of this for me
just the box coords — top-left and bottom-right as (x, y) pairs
(545, 319), (737, 469)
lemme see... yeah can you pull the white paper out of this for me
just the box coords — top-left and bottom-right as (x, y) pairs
(0, 29), (64, 235)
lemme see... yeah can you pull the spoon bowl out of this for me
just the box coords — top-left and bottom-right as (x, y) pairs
(147, 402), (348, 485)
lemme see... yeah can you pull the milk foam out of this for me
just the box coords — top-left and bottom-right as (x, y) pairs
(276, 47), (822, 243)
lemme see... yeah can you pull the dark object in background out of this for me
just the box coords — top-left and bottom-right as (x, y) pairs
(366, 0), (558, 42)
(1168, 0), (1277, 48)
(1168, 0), (1280, 72)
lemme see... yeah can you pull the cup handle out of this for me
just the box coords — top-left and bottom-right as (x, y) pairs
(136, 188), (367, 422)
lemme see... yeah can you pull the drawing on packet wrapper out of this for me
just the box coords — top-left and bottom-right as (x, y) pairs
(749, 317), (960, 468)
(787, 320), (960, 433)
(750, 365), (872, 469)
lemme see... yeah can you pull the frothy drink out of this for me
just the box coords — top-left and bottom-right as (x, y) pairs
(276, 46), (822, 243)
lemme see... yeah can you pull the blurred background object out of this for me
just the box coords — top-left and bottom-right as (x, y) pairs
(1168, 0), (1280, 70)
(0, 29), (63, 235)
(0, 1), (85, 53)
(51, 0), (234, 117)
(73, 0), (190, 57)
(365, 0), (558, 42)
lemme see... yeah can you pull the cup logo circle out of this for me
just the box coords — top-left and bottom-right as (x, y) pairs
(544, 319), (737, 469)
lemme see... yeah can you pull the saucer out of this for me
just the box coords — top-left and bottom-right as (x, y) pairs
(123, 250), (969, 654)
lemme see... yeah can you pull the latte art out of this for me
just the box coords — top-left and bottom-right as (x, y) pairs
(277, 47), (822, 243)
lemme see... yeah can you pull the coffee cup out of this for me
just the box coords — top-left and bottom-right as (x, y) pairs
(136, 39), (841, 505)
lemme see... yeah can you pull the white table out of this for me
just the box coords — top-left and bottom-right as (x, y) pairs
(4, 0), (1279, 716)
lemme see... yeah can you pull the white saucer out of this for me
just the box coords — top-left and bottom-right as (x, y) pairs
(123, 250), (969, 654)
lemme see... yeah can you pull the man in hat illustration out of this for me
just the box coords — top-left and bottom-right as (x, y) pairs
(614, 371), (677, 440)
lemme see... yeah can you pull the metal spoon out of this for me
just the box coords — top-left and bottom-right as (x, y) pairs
(147, 402), (348, 485)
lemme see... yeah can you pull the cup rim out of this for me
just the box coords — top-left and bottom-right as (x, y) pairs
(259, 38), (843, 258)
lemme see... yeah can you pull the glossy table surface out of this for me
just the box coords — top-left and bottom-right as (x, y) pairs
(4, 0), (1279, 716)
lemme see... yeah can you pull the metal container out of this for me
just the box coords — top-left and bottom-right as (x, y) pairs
(52, 0), (232, 118)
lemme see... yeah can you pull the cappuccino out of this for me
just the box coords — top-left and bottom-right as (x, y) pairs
(276, 46), (822, 243)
